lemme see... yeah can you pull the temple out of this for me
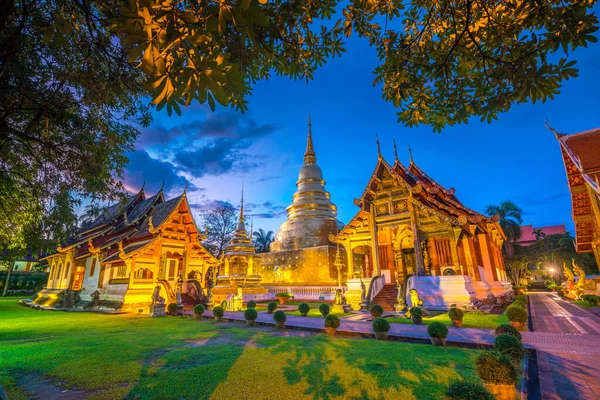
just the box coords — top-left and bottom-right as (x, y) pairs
(333, 140), (511, 310)
(258, 116), (346, 295)
(555, 127), (600, 265)
(34, 186), (218, 312)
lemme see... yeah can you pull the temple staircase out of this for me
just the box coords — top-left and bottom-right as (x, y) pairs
(371, 284), (398, 312)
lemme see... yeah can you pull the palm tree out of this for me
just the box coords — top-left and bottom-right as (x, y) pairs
(485, 200), (523, 259)
(253, 229), (274, 253)
(532, 228), (546, 241)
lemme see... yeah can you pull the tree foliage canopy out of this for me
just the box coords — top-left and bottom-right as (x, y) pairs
(199, 203), (238, 258)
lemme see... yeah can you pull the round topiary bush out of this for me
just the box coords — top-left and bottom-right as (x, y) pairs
(475, 351), (518, 385)
(246, 300), (257, 309)
(448, 307), (464, 321)
(446, 380), (494, 400)
(193, 304), (205, 316)
(244, 308), (258, 321)
(324, 314), (341, 329)
(212, 306), (224, 318)
(409, 306), (422, 318)
(319, 303), (330, 317)
(505, 304), (528, 324)
(167, 303), (178, 314)
(273, 310), (286, 322)
(372, 318), (390, 333)
(267, 301), (278, 313)
(370, 304), (384, 318)
(495, 324), (522, 341)
(494, 334), (526, 362)
(427, 321), (449, 338)
(298, 303), (310, 315)
(514, 295), (527, 306)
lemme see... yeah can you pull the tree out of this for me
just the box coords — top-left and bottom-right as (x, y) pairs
(110, 0), (598, 130)
(505, 257), (530, 287)
(1, 1), (149, 256)
(253, 228), (274, 253)
(199, 203), (238, 258)
(532, 228), (546, 241)
(485, 201), (523, 258)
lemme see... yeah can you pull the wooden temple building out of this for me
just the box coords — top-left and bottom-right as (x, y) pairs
(556, 127), (600, 266)
(34, 187), (218, 312)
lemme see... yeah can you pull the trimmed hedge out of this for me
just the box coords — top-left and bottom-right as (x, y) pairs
(581, 294), (600, 305)
(514, 295), (527, 305)
(494, 334), (526, 362)
(267, 302), (278, 312)
(505, 304), (528, 324)
(212, 306), (224, 318)
(372, 318), (390, 333)
(193, 304), (205, 315)
(167, 303), (178, 314)
(273, 310), (286, 322)
(319, 304), (330, 317)
(409, 307), (422, 318)
(298, 303), (310, 314)
(370, 304), (384, 318)
(475, 351), (519, 385)
(324, 314), (341, 329)
(244, 308), (258, 321)
(446, 380), (494, 400)
(448, 307), (464, 321)
(246, 300), (257, 309)
(495, 324), (522, 341)
(427, 322), (449, 339)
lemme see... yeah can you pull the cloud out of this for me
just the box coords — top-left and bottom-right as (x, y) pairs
(123, 150), (196, 195)
(246, 201), (287, 219)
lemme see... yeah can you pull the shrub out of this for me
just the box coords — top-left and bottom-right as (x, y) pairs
(410, 307), (422, 318)
(547, 282), (558, 290)
(273, 310), (286, 322)
(319, 304), (330, 317)
(475, 351), (519, 385)
(372, 318), (390, 333)
(267, 301), (278, 312)
(246, 300), (257, 309)
(244, 308), (258, 321)
(448, 307), (464, 321)
(324, 314), (341, 329)
(514, 295), (527, 306)
(193, 304), (205, 315)
(581, 294), (600, 305)
(505, 304), (528, 324)
(495, 324), (522, 341)
(167, 303), (178, 314)
(212, 306), (224, 318)
(298, 303), (310, 314)
(494, 334), (526, 362)
(370, 304), (384, 317)
(427, 322), (449, 338)
(275, 292), (293, 298)
(220, 300), (228, 309)
(446, 380), (494, 400)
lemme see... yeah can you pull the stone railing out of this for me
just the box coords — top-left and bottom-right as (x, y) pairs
(367, 274), (386, 302)
(263, 285), (344, 301)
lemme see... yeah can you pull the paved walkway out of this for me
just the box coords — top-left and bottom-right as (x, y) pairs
(527, 293), (600, 400)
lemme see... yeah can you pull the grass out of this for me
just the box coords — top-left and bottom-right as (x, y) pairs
(574, 300), (599, 308)
(285, 308), (351, 318)
(0, 298), (482, 399)
(387, 311), (509, 329)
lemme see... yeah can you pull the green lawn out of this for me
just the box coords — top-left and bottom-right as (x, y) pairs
(0, 298), (482, 399)
(387, 311), (509, 329)
(285, 308), (351, 318)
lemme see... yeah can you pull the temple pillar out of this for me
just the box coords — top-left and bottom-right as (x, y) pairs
(466, 237), (481, 281)
(345, 241), (353, 277)
(408, 197), (425, 276)
(248, 256), (254, 275)
(477, 234), (495, 282)
(224, 258), (230, 276)
(368, 202), (381, 275)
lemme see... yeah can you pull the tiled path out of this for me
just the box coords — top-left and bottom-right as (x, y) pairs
(528, 293), (600, 400)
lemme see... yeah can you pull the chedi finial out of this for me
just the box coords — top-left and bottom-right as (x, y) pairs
(304, 113), (316, 165)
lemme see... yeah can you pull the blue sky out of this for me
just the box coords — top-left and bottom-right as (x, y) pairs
(123, 12), (600, 236)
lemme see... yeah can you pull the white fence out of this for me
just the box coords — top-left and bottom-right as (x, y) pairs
(263, 285), (345, 301)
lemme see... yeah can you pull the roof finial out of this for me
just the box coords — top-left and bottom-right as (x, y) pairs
(393, 139), (399, 163)
(160, 180), (164, 190)
(239, 183), (245, 223)
(376, 133), (382, 160)
(250, 217), (253, 239)
(304, 113), (316, 165)
(141, 180), (146, 192)
(183, 181), (188, 196)
(408, 145), (414, 164)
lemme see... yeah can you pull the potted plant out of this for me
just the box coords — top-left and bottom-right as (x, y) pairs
(494, 334), (526, 364)
(298, 302), (310, 317)
(167, 303), (178, 316)
(446, 380), (494, 400)
(319, 304), (330, 317)
(427, 322), (448, 346)
(246, 300), (257, 309)
(273, 310), (286, 329)
(494, 324), (522, 341)
(372, 318), (390, 340)
(244, 308), (258, 326)
(370, 304), (384, 318)
(275, 292), (293, 304)
(475, 351), (518, 400)
(448, 307), (464, 327)
(212, 306), (225, 322)
(505, 304), (527, 330)
(409, 307), (423, 324)
(193, 304), (205, 319)
(324, 314), (340, 336)
(267, 301), (278, 314)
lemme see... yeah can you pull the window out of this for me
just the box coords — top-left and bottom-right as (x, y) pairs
(64, 262), (71, 278)
(168, 259), (177, 279)
(134, 268), (153, 280)
(89, 259), (97, 277)
(434, 239), (452, 266)
(116, 264), (127, 277)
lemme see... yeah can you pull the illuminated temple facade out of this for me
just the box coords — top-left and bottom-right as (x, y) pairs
(258, 117), (346, 286)
(35, 187), (218, 312)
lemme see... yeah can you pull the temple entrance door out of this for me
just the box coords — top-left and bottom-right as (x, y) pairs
(72, 267), (85, 291)
(402, 249), (416, 276)
(351, 246), (372, 278)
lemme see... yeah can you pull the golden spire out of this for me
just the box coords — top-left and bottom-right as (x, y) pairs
(304, 113), (316, 165)
(393, 139), (399, 163)
(239, 183), (245, 224)
(408, 145), (414, 164)
(376, 133), (382, 160)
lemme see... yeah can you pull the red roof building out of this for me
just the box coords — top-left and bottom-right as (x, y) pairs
(517, 224), (567, 246)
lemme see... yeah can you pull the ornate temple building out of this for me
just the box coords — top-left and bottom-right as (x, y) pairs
(555, 127), (600, 265)
(34, 187), (218, 312)
(333, 141), (510, 309)
(258, 117), (346, 287)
